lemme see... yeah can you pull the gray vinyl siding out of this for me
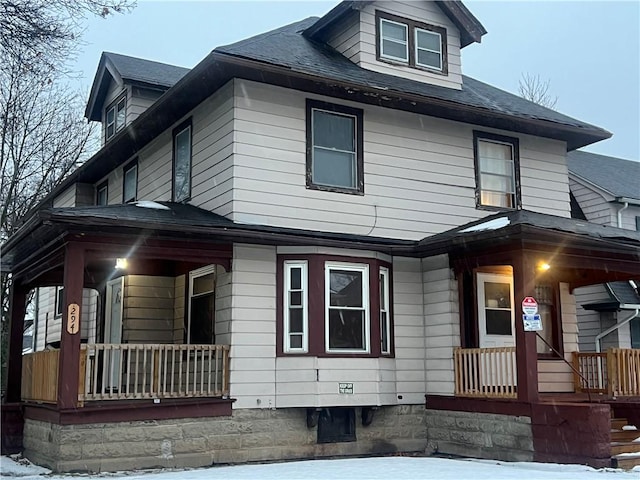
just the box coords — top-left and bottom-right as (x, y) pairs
(122, 275), (175, 344)
(173, 274), (185, 343)
(326, 9), (361, 64)
(232, 79), (569, 240)
(575, 284), (609, 352)
(34, 287), (97, 349)
(620, 204), (640, 231)
(358, 1), (463, 90)
(569, 178), (614, 225)
(52, 185), (77, 207)
(128, 87), (163, 124)
(422, 254), (458, 396)
(215, 269), (232, 346)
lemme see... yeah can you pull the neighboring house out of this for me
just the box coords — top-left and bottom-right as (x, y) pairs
(2, 1), (640, 473)
(568, 151), (640, 351)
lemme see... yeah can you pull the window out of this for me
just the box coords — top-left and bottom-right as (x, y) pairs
(376, 11), (448, 74)
(105, 95), (126, 141)
(306, 100), (364, 194)
(277, 255), (392, 357)
(284, 261), (308, 352)
(173, 120), (192, 202)
(187, 266), (215, 344)
(325, 263), (369, 352)
(96, 181), (108, 206)
(473, 131), (521, 210)
(636, 216), (640, 232)
(380, 18), (408, 62)
(123, 161), (137, 203)
(379, 267), (390, 354)
(535, 284), (562, 356)
(54, 286), (64, 317)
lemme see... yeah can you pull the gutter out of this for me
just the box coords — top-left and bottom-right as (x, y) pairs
(595, 304), (640, 353)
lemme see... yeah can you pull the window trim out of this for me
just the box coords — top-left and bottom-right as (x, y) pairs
(54, 286), (64, 318)
(325, 261), (370, 354)
(473, 131), (522, 211)
(305, 100), (364, 195)
(172, 119), (193, 203)
(96, 181), (108, 206)
(186, 265), (216, 345)
(122, 159), (138, 203)
(283, 260), (309, 353)
(375, 10), (448, 75)
(276, 254), (393, 358)
(105, 94), (127, 142)
(379, 266), (391, 355)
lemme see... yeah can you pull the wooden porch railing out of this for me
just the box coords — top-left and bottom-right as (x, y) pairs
(21, 350), (59, 403)
(572, 352), (608, 393)
(573, 349), (640, 397)
(79, 344), (230, 402)
(454, 346), (517, 399)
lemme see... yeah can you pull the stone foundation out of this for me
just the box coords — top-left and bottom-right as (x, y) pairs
(24, 405), (427, 472)
(425, 409), (534, 462)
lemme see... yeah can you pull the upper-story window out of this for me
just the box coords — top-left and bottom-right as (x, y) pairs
(105, 95), (126, 141)
(306, 100), (364, 195)
(173, 120), (192, 202)
(473, 131), (521, 210)
(376, 11), (448, 74)
(96, 181), (108, 206)
(123, 160), (137, 203)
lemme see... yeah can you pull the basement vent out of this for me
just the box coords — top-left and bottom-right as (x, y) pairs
(317, 407), (356, 444)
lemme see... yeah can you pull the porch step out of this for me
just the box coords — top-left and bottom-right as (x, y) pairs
(611, 418), (629, 430)
(611, 442), (640, 455)
(612, 453), (640, 470)
(611, 429), (640, 443)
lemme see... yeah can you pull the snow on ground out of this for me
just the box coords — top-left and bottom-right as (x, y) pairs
(1, 455), (639, 480)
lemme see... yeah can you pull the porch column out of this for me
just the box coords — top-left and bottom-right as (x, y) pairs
(57, 243), (85, 409)
(5, 281), (29, 403)
(513, 251), (539, 403)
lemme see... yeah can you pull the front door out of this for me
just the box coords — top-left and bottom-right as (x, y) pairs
(104, 277), (124, 389)
(477, 273), (515, 348)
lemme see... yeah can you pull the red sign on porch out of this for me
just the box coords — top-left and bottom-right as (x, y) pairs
(521, 296), (538, 315)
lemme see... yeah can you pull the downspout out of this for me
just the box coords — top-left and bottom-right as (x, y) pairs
(616, 200), (629, 228)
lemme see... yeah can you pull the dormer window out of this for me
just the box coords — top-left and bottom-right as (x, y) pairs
(376, 11), (448, 75)
(105, 95), (126, 141)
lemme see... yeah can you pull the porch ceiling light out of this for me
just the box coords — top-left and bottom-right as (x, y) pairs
(115, 258), (128, 270)
(538, 261), (551, 272)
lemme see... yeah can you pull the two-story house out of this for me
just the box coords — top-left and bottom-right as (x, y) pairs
(3, 1), (639, 473)
(568, 150), (640, 351)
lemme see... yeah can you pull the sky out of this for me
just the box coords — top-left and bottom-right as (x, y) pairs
(2, 455), (640, 479)
(72, 1), (640, 160)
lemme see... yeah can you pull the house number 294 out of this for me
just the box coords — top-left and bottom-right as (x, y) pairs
(67, 303), (80, 334)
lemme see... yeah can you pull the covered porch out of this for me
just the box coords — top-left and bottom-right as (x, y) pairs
(419, 211), (640, 467)
(3, 203), (236, 422)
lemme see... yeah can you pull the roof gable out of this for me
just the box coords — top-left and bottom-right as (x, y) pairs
(304, 0), (486, 47)
(85, 52), (190, 121)
(568, 150), (640, 201)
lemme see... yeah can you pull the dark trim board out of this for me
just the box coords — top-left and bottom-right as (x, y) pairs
(23, 397), (234, 425)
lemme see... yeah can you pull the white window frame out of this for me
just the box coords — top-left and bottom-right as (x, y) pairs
(54, 286), (64, 318)
(477, 137), (517, 209)
(123, 163), (137, 203)
(187, 265), (216, 345)
(379, 18), (409, 63)
(415, 28), (442, 70)
(105, 95), (126, 141)
(284, 261), (308, 353)
(325, 262), (370, 354)
(379, 266), (390, 355)
(311, 108), (358, 190)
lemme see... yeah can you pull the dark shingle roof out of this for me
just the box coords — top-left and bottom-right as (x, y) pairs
(216, 17), (608, 138)
(607, 281), (640, 307)
(568, 150), (640, 200)
(103, 52), (190, 89)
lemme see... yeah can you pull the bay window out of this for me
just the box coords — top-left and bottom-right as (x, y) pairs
(278, 255), (392, 357)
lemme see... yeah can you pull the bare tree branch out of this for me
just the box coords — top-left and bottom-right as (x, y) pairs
(518, 72), (558, 110)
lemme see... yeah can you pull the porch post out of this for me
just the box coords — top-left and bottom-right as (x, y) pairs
(57, 242), (85, 409)
(513, 251), (539, 403)
(5, 281), (29, 403)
